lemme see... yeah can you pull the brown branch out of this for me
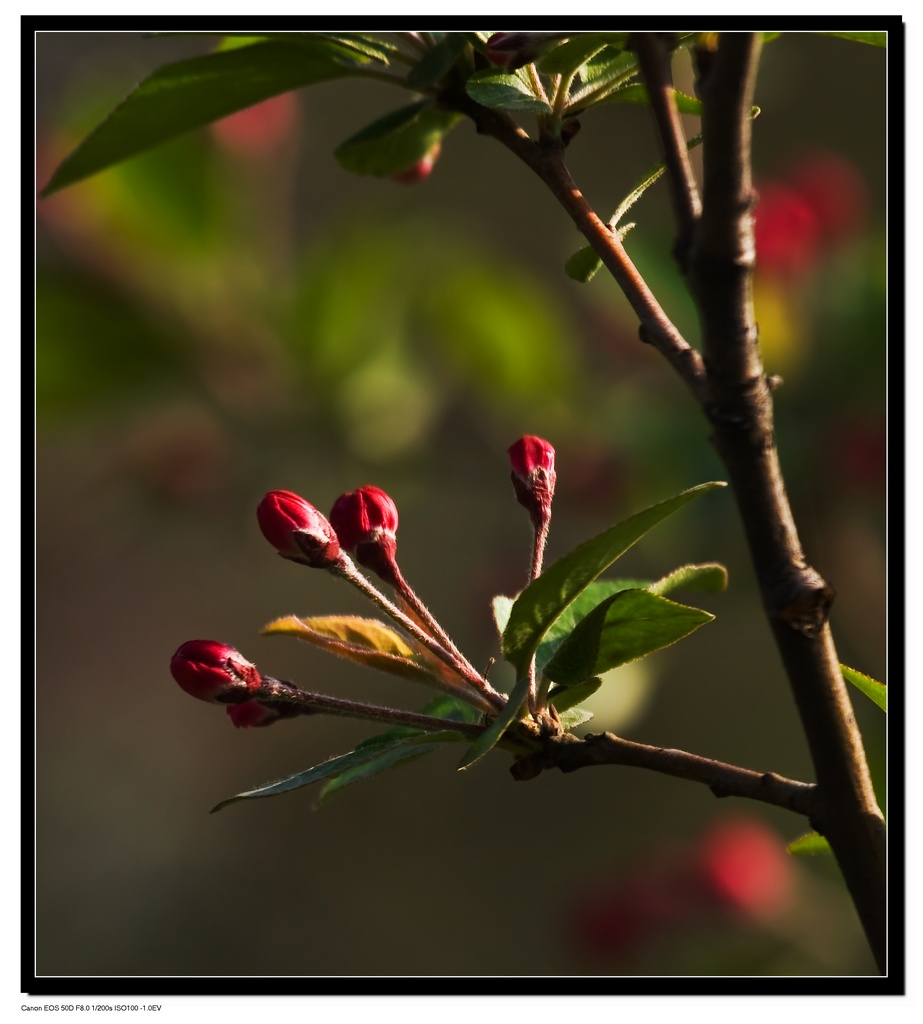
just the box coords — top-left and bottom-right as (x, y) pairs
(510, 730), (818, 817)
(687, 32), (885, 971)
(630, 32), (702, 268)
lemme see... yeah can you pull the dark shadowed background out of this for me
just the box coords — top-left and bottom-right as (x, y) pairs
(35, 31), (886, 978)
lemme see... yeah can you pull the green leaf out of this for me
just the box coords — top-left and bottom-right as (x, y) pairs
(544, 589), (714, 686)
(537, 35), (611, 77)
(548, 676), (602, 714)
(405, 34), (468, 90)
(596, 82), (704, 116)
(318, 694), (480, 803)
(42, 41), (365, 196)
(261, 614), (439, 685)
(557, 706), (595, 730)
(787, 832), (832, 856)
(334, 101), (461, 177)
(819, 32), (887, 47)
(841, 664), (886, 712)
(501, 481), (726, 676)
(456, 675), (533, 771)
(491, 595), (515, 636)
(564, 133), (703, 283)
(465, 69), (553, 113)
(649, 562), (728, 596)
(211, 733), (443, 811)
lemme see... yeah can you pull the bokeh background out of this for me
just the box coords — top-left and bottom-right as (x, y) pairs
(35, 32), (886, 978)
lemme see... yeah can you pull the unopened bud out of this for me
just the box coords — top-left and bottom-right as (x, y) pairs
(485, 32), (567, 70)
(330, 485), (401, 585)
(393, 141), (441, 184)
(226, 699), (282, 728)
(170, 639), (262, 704)
(508, 435), (556, 528)
(257, 490), (342, 568)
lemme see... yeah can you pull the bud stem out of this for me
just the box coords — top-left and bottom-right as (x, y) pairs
(331, 556), (507, 714)
(259, 676), (489, 737)
(528, 518), (552, 715)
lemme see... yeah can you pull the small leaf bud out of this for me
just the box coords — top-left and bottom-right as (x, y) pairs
(508, 435), (557, 529)
(330, 485), (401, 585)
(170, 639), (262, 704)
(257, 490), (342, 567)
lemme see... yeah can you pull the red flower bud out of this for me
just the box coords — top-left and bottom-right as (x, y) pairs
(393, 142), (441, 184)
(257, 490), (341, 568)
(330, 485), (401, 585)
(508, 435), (556, 528)
(485, 32), (565, 70)
(226, 699), (281, 728)
(170, 639), (262, 704)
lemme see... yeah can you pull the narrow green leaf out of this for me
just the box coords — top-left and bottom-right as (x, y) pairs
(820, 32), (887, 47)
(335, 101), (461, 177)
(537, 35), (610, 77)
(211, 734), (438, 811)
(787, 832), (832, 856)
(544, 589), (714, 686)
(501, 482), (726, 676)
(841, 664), (887, 712)
(405, 34), (468, 90)
(649, 562), (728, 596)
(557, 706), (595, 730)
(548, 676), (603, 714)
(565, 246), (605, 284)
(41, 41), (359, 196)
(318, 695), (480, 805)
(598, 82), (704, 116)
(465, 69), (553, 113)
(456, 675), (532, 771)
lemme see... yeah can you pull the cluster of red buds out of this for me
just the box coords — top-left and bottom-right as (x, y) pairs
(170, 435), (558, 737)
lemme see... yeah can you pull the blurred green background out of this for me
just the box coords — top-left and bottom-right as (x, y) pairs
(35, 32), (886, 977)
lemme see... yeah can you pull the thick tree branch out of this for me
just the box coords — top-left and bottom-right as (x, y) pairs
(687, 32), (885, 971)
(510, 730), (818, 818)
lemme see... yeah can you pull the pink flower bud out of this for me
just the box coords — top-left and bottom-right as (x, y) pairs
(257, 490), (341, 568)
(226, 699), (281, 728)
(170, 639), (262, 704)
(508, 435), (556, 528)
(329, 485), (400, 585)
(393, 142), (441, 184)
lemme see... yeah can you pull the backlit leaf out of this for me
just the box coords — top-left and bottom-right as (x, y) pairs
(841, 664), (886, 712)
(465, 69), (552, 113)
(334, 100), (461, 176)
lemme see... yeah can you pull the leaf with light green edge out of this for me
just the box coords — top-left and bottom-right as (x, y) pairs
(841, 664), (886, 712)
(537, 35), (612, 77)
(335, 101), (462, 177)
(465, 69), (553, 113)
(820, 32), (887, 47)
(548, 676), (602, 715)
(787, 832), (832, 856)
(595, 83), (704, 116)
(566, 48), (638, 108)
(210, 731), (452, 811)
(564, 134), (703, 283)
(649, 562), (728, 597)
(457, 675), (533, 771)
(261, 614), (439, 685)
(544, 589), (714, 687)
(492, 595), (515, 636)
(405, 34), (468, 90)
(41, 41), (360, 197)
(318, 694), (481, 804)
(501, 482), (727, 677)
(558, 707), (595, 730)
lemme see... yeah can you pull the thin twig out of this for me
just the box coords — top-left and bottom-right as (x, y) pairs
(630, 32), (702, 268)
(510, 731), (818, 817)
